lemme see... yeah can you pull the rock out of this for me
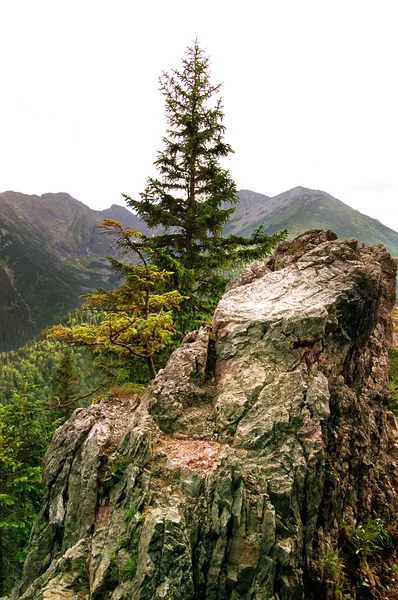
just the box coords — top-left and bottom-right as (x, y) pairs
(4, 230), (398, 600)
(147, 328), (215, 437)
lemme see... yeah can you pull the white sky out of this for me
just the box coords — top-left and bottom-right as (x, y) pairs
(0, 0), (397, 231)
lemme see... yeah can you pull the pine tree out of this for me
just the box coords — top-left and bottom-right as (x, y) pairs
(125, 40), (286, 331)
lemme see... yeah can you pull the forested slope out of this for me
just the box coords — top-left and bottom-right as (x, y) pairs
(0, 310), (109, 594)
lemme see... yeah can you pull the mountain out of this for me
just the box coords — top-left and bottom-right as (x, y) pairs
(0, 191), (148, 351)
(227, 186), (398, 257)
(1, 186), (397, 351)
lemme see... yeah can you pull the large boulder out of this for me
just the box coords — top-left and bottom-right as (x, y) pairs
(5, 230), (398, 600)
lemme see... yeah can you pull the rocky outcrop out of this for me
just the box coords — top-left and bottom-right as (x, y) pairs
(5, 230), (398, 600)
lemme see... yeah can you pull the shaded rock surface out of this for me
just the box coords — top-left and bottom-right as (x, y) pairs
(4, 230), (398, 600)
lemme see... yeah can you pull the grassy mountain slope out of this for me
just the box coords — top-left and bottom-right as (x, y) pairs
(227, 186), (398, 257)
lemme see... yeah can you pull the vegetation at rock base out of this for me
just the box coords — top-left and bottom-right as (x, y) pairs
(389, 347), (398, 415)
(316, 517), (398, 599)
(320, 549), (346, 598)
(0, 383), (57, 594)
(0, 312), (110, 595)
(124, 39), (286, 333)
(389, 305), (398, 414)
(349, 518), (393, 557)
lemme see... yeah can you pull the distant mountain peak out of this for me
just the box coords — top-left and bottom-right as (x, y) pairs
(108, 203), (127, 210)
(286, 185), (311, 193)
(231, 187), (398, 258)
(270, 186), (319, 201)
(41, 191), (75, 199)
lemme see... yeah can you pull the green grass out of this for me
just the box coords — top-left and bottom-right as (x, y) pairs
(349, 518), (392, 557)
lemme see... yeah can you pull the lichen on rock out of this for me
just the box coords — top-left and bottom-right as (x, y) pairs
(4, 229), (398, 600)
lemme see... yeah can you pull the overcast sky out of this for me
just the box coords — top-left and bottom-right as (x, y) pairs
(0, 0), (397, 231)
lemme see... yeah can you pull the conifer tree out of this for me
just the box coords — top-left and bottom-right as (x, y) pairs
(125, 40), (286, 331)
(51, 224), (185, 380)
(50, 347), (79, 417)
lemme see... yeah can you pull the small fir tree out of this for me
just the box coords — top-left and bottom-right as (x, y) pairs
(51, 224), (185, 379)
(125, 40), (286, 331)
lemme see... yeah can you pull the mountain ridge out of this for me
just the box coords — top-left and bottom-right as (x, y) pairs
(1, 186), (397, 351)
(0, 191), (149, 256)
(229, 186), (398, 256)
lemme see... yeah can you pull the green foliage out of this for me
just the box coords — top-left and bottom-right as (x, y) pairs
(389, 346), (398, 415)
(0, 324), (104, 409)
(125, 507), (137, 523)
(321, 549), (349, 599)
(124, 40), (286, 333)
(0, 383), (56, 594)
(323, 549), (345, 585)
(0, 313), (110, 592)
(348, 518), (392, 557)
(107, 547), (138, 586)
(122, 552), (137, 580)
(49, 347), (79, 418)
(317, 517), (396, 599)
(346, 519), (394, 592)
(50, 230), (185, 379)
(100, 456), (131, 490)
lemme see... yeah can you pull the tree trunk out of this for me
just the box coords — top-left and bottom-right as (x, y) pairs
(147, 356), (157, 380)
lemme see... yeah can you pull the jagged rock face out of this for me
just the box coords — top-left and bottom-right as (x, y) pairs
(5, 230), (398, 600)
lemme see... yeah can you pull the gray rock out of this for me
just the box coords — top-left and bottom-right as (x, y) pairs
(5, 230), (398, 600)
